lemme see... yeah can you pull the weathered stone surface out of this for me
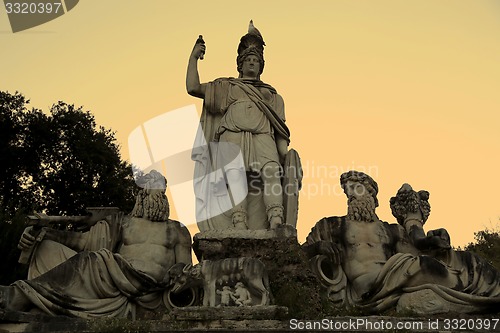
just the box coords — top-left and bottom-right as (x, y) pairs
(396, 289), (480, 315)
(193, 229), (326, 319)
(193, 226), (296, 261)
(304, 171), (500, 315)
(0, 308), (288, 332)
(3, 311), (497, 333)
(170, 305), (288, 321)
(169, 258), (272, 307)
(0, 310), (88, 333)
(194, 225), (297, 242)
(0, 171), (193, 319)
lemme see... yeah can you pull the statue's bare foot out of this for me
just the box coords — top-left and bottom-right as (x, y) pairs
(233, 221), (248, 230)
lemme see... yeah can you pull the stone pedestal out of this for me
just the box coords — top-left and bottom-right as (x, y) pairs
(168, 306), (288, 331)
(193, 225), (326, 319)
(4, 310), (496, 333)
(397, 289), (482, 315)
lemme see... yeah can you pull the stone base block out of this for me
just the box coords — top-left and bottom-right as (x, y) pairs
(192, 227), (325, 319)
(170, 305), (288, 321)
(397, 289), (484, 315)
(2, 312), (495, 333)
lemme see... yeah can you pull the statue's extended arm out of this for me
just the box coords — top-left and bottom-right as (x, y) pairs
(390, 184), (451, 252)
(19, 226), (89, 253)
(44, 228), (90, 252)
(186, 38), (207, 98)
(405, 212), (451, 252)
(302, 217), (344, 264)
(303, 240), (343, 265)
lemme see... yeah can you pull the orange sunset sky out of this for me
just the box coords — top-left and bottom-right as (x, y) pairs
(1, 1), (499, 247)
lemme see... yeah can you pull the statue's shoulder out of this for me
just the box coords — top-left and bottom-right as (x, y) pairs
(274, 91), (284, 102)
(379, 219), (395, 227)
(166, 219), (192, 242)
(380, 219), (408, 242)
(305, 216), (345, 245)
(212, 77), (236, 84)
(205, 78), (238, 95)
(165, 219), (186, 229)
(322, 216), (345, 225)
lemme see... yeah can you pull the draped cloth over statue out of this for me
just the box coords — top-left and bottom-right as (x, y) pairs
(192, 78), (294, 231)
(193, 78), (289, 171)
(305, 216), (500, 313)
(13, 216), (165, 319)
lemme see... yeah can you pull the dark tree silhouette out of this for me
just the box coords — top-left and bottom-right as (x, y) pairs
(0, 91), (136, 284)
(464, 222), (500, 271)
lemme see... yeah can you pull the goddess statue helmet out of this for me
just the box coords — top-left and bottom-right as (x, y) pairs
(237, 20), (266, 77)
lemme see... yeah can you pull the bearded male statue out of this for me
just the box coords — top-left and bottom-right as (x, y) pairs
(0, 170), (192, 318)
(304, 170), (500, 314)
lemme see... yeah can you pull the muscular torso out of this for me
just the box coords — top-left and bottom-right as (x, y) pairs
(343, 220), (392, 296)
(119, 217), (178, 282)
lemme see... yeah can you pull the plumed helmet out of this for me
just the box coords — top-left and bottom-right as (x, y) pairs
(237, 20), (266, 77)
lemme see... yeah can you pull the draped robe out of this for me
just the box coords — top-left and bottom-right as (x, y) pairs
(304, 216), (500, 313)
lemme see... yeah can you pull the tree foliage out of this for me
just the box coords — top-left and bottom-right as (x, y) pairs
(0, 91), (136, 284)
(464, 222), (500, 271)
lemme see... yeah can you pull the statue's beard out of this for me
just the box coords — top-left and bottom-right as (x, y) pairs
(347, 195), (377, 222)
(131, 190), (170, 222)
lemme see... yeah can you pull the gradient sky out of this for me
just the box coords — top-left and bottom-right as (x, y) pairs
(2, 0), (499, 247)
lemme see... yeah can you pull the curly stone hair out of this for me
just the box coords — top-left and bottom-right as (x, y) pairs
(130, 170), (169, 221)
(340, 171), (379, 207)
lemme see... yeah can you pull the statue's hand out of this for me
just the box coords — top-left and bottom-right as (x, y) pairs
(317, 241), (343, 265)
(190, 40), (206, 60)
(426, 228), (451, 250)
(17, 227), (36, 250)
